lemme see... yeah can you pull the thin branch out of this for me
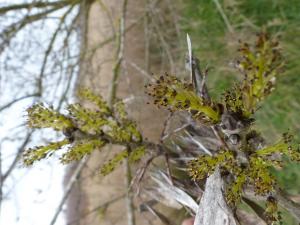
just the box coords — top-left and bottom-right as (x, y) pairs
(149, 6), (175, 72)
(37, 4), (77, 95)
(0, 143), (2, 216)
(275, 188), (300, 222)
(242, 197), (268, 224)
(0, 93), (39, 112)
(66, 194), (125, 225)
(0, 0), (75, 14)
(0, 3), (78, 54)
(107, 0), (128, 107)
(49, 157), (88, 225)
(96, 0), (116, 37)
(212, 0), (234, 33)
(2, 132), (32, 183)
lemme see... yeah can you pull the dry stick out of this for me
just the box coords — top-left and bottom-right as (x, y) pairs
(56, 13), (82, 110)
(49, 157), (88, 225)
(160, 112), (174, 184)
(0, 143), (2, 216)
(144, 0), (150, 73)
(96, 0), (117, 37)
(241, 197), (268, 223)
(0, 2), (78, 51)
(47, 2), (91, 225)
(148, 4), (175, 72)
(125, 60), (154, 81)
(244, 188), (300, 222)
(187, 36), (237, 225)
(38, 4), (77, 95)
(2, 132), (32, 183)
(0, 93), (39, 112)
(107, 0), (127, 107)
(107, 1), (135, 225)
(0, 0), (75, 14)
(212, 0), (234, 33)
(66, 194), (126, 225)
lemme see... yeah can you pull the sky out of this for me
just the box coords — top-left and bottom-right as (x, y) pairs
(0, 1), (80, 224)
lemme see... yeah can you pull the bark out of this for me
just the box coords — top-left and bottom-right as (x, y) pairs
(194, 168), (238, 225)
(65, 1), (171, 224)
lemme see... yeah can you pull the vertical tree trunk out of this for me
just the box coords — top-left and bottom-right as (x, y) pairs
(65, 1), (171, 224)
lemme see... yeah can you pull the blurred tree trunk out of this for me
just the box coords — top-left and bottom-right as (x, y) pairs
(65, 1), (176, 224)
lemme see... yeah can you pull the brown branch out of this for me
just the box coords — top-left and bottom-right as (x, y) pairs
(66, 193), (125, 225)
(0, 0), (76, 14)
(0, 2), (79, 53)
(1, 132), (32, 183)
(49, 157), (88, 225)
(37, 4), (77, 95)
(212, 0), (234, 33)
(107, 0), (128, 107)
(0, 93), (39, 112)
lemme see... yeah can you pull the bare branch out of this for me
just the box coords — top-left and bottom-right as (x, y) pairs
(0, 0), (76, 15)
(212, 0), (234, 33)
(0, 93), (39, 112)
(49, 157), (88, 225)
(2, 132), (32, 183)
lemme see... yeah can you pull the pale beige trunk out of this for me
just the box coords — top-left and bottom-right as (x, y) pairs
(65, 1), (175, 224)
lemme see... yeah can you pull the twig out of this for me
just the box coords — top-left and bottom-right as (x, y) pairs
(96, 0), (116, 37)
(186, 34), (210, 101)
(107, 0), (128, 107)
(106, 1), (135, 224)
(0, 0), (75, 14)
(66, 193), (125, 225)
(0, 93), (39, 112)
(242, 197), (268, 224)
(49, 157), (88, 225)
(38, 4), (77, 95)
(125, 60), (154, 81)
(212, 0), (234, 33)
(142, 203), (172, 225)
(2, 132), (32, 182)
(125, 159), (135, 225)
(148, 4), (175, 72)
(0, 143), (2, 216)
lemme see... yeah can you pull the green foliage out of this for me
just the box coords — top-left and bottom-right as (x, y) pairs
(77, 88), (111, 114)
(100, 149), (129, 175)
(61, 139), (106, 164)
(181, 1), (300, 223)
(188, 150), (235, 180)
(146, 74), (221, 124)
(101, 146), (146, 175)
(188, 130), (300, 223)
(141, 33), (300, 223)
(147, 34), (282, 124)
(23, 88), (145, 174)
(128, 146), (146, 163)
(223, 33), (284, 118)
(27, 103), (74, 131)
(23, 28), (300, 223)
(265, 196), (282, 224)
(23, 139), (69, 166)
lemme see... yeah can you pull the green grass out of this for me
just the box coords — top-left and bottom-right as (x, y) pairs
(181, 0), (300, 224)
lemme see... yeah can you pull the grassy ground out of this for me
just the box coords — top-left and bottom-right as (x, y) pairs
(180, 0), (300, 224)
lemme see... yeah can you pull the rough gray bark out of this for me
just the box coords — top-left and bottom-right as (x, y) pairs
(187, 35), (238, 225)
(194, 168), (238, 225)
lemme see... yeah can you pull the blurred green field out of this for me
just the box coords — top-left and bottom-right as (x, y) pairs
(181, 1), (300, 224)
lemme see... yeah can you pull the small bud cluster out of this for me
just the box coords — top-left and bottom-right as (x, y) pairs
(223, 33), (284, 118)
(27, 103), (74, 131)
(23, 89), (145, 175)
(189, 131), (300, 222)
(145, 74), (221, 124)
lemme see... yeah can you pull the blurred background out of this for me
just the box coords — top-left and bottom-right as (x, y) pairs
(0, 0), (299, 224)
